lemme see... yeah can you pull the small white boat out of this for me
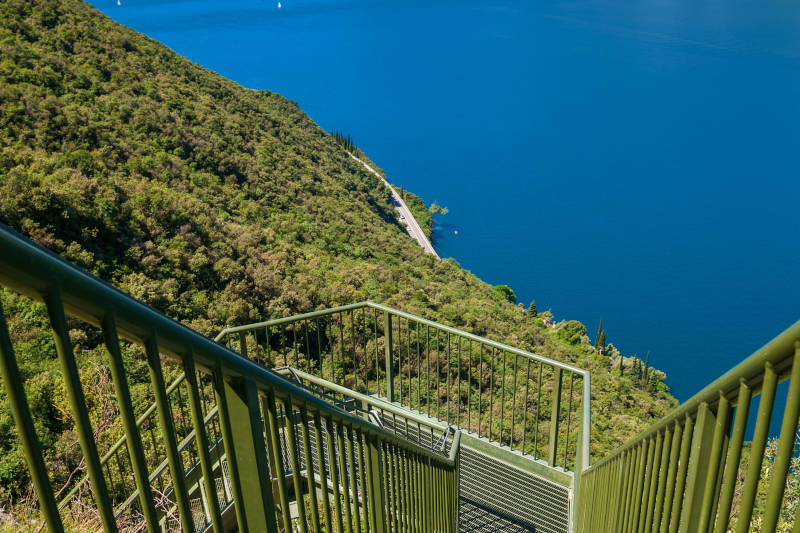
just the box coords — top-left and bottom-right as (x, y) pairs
(117, 0), (121, 5)
(277, 1), (281, 7)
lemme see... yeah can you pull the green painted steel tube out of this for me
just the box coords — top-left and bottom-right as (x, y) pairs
(660, 421), (683, 533)
(762, 343), (800, 532)
(300, 405), (322, 532)
(45, 287), (118, 533)
(0, 307), (64, 532)
(735, 362), (777, 533)
(347, 426), (363, 533)
(337, 421), (354, 533)
(102, 314), (159, 533)
(697, 394), (730, 532)
(265, 391), (292, 531)
(313, 410), (333, 531)
(183, 350), (223, 533)
(326, 416), (345, 533)
(356, 428), (371, 532)
(643, 430), (664, 533)
(668, 415), (694, 533)
(144, 334), (192, 533)
(548, 367), (562, 467)
(651, 425), (673, 533)
(284, 396), (309, 533)
(212, 362), (248, 533)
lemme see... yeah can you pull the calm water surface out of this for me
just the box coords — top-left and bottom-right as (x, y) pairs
(89, 0), (800, 404)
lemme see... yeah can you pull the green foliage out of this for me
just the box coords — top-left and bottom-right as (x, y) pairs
(493, 284), (516, 304)
(399, 188), (433, 240)
(0, 0), (677, 514)
(429, 202), (449, 215)
(557, 320), (587, 345)
(330, 129), (362, 157)
(528, 300), (537, 316)
(594, 318), (606, 350)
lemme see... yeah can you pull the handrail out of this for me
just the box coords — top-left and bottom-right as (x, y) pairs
(0, 223), (461, 533)
(216, 301), (589, 376)
(277, 367), (458, 456)
(216, 300), (591, 477)
(576, 319), (800, 533)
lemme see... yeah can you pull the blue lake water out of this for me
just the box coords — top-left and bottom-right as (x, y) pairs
(88, 0), (800, 405)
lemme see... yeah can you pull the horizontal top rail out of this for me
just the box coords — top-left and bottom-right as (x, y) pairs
(0, 223), (458, 467)
(277, 367), (452, 435)
(585, 318), (800, 473)
(216, 301), (589, 377)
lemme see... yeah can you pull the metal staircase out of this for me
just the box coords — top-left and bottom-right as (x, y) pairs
(2, 221), (800, 532)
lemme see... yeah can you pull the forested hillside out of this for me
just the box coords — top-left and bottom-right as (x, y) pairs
(0, 0), (677, 517)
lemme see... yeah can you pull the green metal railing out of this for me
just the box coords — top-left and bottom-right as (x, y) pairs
(0, 224), (460, 533)
(576, 320), (800, 533)
(216, 302), (591, 474)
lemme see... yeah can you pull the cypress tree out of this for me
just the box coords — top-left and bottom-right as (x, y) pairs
(594, 318), (605, 351)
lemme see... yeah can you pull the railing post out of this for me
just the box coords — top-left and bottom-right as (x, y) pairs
(368, 434), (388, 532)
(548, 367), (563, 466)
(215, 367), (278, 533)
(678, 402), (716, 533)
(573, 372), (591, 530)
(385, 311), (395, 402)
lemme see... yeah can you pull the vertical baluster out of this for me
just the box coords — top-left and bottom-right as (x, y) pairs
(347, 426), (362, 533)
(522, 359), (531, 454)
(427, 325), (431, 418)
(446, 331), (451, 425)
(297, 404), (321, 532)
(326, 416), (345, 533)
(266, 391), (292, 532)
(696, 394), (731, 532)
(548, 367), (562, 467)
(352, 310), (357, 393)
(762, 344), (800, 532)
(436, 329), (441, 421)
(509, 353), (518, 449)
(734, 362), (778, 533)
(500, 351), (507, 446)
(457, 336), (462, 428)
(144, 334), (192, 532)
(713, 380), (751, 533)
(467, 340), (472, 433)
(265, 325), (271, 366)
(283, 396), (308, 533)
(407, 319), (412, 409)
(0, 307), (64, 532)
(478, 344), (483, 438)
(182, 356), (223, 531)
(357, 428), (371, 531)
(313, 410), (333, 531)
(292, 326), (298, 368)
(667, 415), (694, 533)
(658, 421), (683, 533)
(564, 372), (574, 468)
(336, 420), (354, 533)
(339, 312), (345, 385)
(45, 287), (117, 532)
(534, 361), (543, 459)
(374, 308), (380, 396)
(650, 425), (673, 533)
(489, 347), (495, 442)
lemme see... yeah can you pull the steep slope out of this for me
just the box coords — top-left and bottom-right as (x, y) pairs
(0, 0), (676, 510)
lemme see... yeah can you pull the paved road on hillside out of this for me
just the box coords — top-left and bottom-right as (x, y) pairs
(349, 154), (440, 258)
